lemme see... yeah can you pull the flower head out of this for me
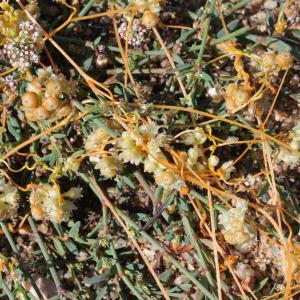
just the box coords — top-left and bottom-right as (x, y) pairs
(118, 131), (147, 165)
(153, 169), (186, 191)
(0, 4), (43, 69)
(85, 128), (110, 151)
(95, 155), (122, 178)
(30, 184), (79, 223)
(181, 128), (207, 145)
(118, 18), (150, 49)
(219, 200), (255, 245)
(0, 178), (19, 220)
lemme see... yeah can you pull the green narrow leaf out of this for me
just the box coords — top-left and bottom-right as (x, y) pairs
(52, 238), (66, 257)
(68, 221), (81, 238)
(83, 273), (112, 286)
(64, 240), (79, 255)
(158, 269), (173, 283)
(7, 116), (21, 141)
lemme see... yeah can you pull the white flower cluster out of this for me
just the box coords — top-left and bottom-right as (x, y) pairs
(0, 42), (40, 69)
(118, 123), (186, 191)
(0, 75), (18, 93)
(0, 178), (20, 220)
(219, 200), (255, 245)
(29, 66), (77, 96)
(94, 155), (122, 178)
(181, 127), (207, 146)
(30, 185), (81, 223)
(0, 19), (43, 69)
(85, 128), (110, 152)
(18, 21), (42, 43)
(255, 235), (299, 279)
(182, 129), (206, 170)
(181, 128), (236, 180)
(277, 122), (300, 168)
(84, 127), (122, 178)
(118, 19), (149, 49)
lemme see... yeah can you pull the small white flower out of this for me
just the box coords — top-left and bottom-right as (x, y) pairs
(207, 87), (218, 98)
(187, 146), (202, 166)
(85, 128), (109, 151)
(153, 168), (185, 191)
(95, 155), (122, 177)
(277, 122), (300, 167)
(63, 153), (82, 173)
(144, 151), (165, 173)
(181, 128), (207, 145)
(63, 187), (82, 200)
(219, 160), (235, 180)
(208, 155), (219, 167)
(37, 66), (55, 83)
(0, 178), (19, 220)
(118, 131), (146, 165)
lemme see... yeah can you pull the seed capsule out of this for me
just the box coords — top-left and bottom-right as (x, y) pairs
(46, 79), (63, 97)
(42, 96), (60, 111)
(35, 106), (50, 121)
(57, 104), (73, 118)
(234, 88), (251, 107)
(22, 92), (39, 108)
(225, 83), (252, 111)
(31, 78), (43, 89)
(31, 205), (45, 220)
(51, 208), (65, 223)
(225, 83), (236, 96)
(25, 109), (38, 121)
(275, 52), (293, 69)
(25, 3), (40, 16)
(142, 11), (160, 28)
(261, 53), (276, 70)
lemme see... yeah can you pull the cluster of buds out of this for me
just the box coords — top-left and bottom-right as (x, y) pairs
(0, 75), (18, 93)
(0, 3), (43, 69)
(0, 74), (18, 104)
(119, 123), (186, 191)
(84, 126), (123, 178)
(261, 51), (294, 72)
(224, 83), (252, 112)
(277, 122), (300, 168)
(219, 200), (255, 245)
(0, 41), (40, 69)
(181, 128), (235, 180)
(129, 0), (165, 14)
(181, 128), (207, 173)
(84, 122), (238, 190)
(30, 185), (81, 223)
(0, 177), (19, 220)
(21, 67), (76, 122)
(118, 18), (150, 49)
